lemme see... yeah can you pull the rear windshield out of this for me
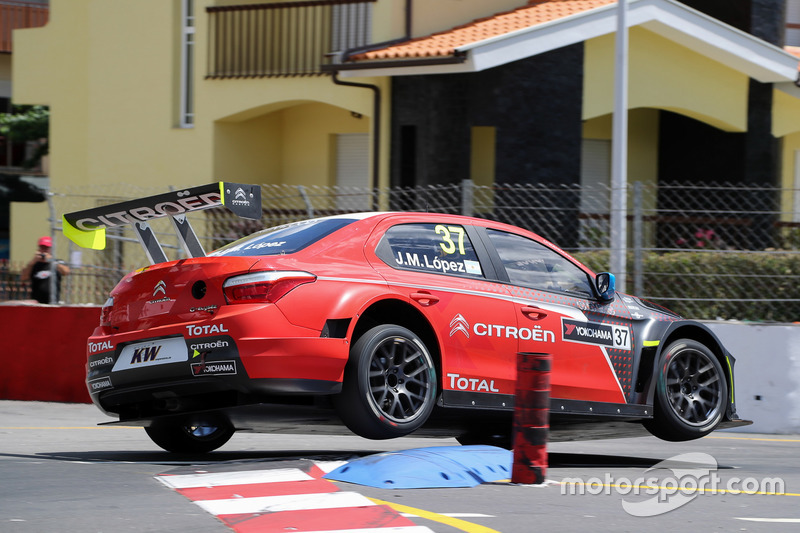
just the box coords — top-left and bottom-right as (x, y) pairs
(209, 218), (357, 257)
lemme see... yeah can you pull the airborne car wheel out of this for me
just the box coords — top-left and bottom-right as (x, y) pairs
(145, 417), (235, 453)
(645, 339), (728, 442)
(335, 325), (437, 439)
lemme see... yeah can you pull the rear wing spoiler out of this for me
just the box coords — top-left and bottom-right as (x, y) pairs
(62, 182), (261, 264)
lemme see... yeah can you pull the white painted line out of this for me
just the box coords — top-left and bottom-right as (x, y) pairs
(401, 513), (495, 518)
(157, 468), (313, 489)
(296, 526), (434, 533)
(195, 491), (375, 515)
(735, 518), (800, 523)
(314, 460), (350, 473)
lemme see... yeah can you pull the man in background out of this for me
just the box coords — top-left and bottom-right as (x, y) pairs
(21, 236), (70, 304)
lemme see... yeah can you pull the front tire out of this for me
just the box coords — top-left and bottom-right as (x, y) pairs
(644, 339), (728, 441)
(145, 417), (234, 453)
(334, 324), (437, 439)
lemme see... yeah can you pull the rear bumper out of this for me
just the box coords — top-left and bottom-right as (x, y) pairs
(86, 323), (349, 419)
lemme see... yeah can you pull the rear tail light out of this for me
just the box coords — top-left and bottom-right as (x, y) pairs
(223, 271), (316, 304)
(100, 297), (114, 327)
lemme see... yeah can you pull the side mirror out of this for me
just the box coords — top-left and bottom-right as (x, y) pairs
(595, 272), (616, 302)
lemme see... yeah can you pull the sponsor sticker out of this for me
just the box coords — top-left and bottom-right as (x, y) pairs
(88, 355), (114, 369)
(88, 376), (113, 392)
(446, 372), (500, 393)
(185, 323), (229, 336)
(191, 360), (237, 377)
(448, 313), (555, 342)
(562, 318), (631, 350)
(112, 337), (188, 371)
(88, 340), (114, 354)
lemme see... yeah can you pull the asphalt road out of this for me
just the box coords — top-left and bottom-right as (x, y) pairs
(1, 400), (798, 532)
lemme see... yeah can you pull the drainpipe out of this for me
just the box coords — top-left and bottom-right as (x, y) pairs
(331, 73), (381, 192)
(329, 0), (413, 192)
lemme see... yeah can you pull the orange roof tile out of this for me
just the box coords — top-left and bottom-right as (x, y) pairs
(351, 0), (615, 61)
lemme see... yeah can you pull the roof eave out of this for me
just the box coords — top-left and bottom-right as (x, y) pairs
(333, 0), (798, 82)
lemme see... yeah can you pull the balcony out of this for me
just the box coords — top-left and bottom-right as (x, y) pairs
(1, 1), (49, 53)
(206, 0), (374, 79)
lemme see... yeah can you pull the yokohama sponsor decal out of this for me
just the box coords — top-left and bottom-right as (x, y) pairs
(562, 318), (631, 351)
(191, 360), (236, 376)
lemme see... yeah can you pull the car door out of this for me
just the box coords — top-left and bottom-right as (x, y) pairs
(366, 216), (519, 408)
(481, 227), (633, 404)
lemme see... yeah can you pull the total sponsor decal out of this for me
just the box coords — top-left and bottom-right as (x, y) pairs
(449, 313), (555, 342)
(191, 360), (237, 377)
(186, 323), (229, 336)
(88, 376), (113, 392)
(562, 318), (631, 351)
(88, 340), (114, 354)
(447, 372), (500, 393)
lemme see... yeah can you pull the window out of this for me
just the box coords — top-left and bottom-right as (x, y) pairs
(377, 223), (484, 279)
(331, 2), (372, 52)
(486, 229), (594, 297)
(210, 217), (357, 257)
(179, 0), (195, 128)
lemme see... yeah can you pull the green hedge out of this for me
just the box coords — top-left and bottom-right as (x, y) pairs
(572, 251), (800, 322)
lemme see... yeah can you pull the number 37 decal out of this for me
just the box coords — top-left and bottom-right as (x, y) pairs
(435, 225), (466, 255)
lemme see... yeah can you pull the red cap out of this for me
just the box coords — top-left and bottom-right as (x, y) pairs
(38, 236), (52, 247)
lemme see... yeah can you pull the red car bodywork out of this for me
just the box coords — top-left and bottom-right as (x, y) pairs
(66, 187), (746, 451)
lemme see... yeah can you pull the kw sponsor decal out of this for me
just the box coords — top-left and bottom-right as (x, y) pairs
(449, 314), (555, 342)
(130, 345), (161, 364)
(191, 360), (237, 377)
(88, 376), (113, 392)
(562, 318), (631, 350)
(112, 337), (188, 371)
(447, 372), (500, 393)
(88, 340), (114, 354)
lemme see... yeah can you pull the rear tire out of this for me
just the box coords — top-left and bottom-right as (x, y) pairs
(334, 324), (437, 439)
(145, 416), (234, 453)
(644, 339), (727, 441)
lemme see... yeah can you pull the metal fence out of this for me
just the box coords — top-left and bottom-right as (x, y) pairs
(6, 180), (800, 322)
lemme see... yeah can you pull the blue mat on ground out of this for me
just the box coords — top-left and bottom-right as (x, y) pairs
(323, 445), (513, 489)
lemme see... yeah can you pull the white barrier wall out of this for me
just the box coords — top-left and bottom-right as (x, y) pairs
(704, 321), (800, 434)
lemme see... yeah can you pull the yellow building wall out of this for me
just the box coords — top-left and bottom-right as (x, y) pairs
(780, 133), (800, 217)
(582, 108), (659, 188)
(9, 0), (388, 263)
(584, 26), (749, 132)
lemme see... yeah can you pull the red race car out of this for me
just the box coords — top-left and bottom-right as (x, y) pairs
(64, 183), (749, 453)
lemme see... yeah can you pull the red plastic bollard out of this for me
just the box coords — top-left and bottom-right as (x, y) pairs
(511, 352), (552, 484)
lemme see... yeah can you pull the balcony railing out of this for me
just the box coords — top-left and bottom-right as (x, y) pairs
(206, 0), (373, 78)
(1, 1), (48, 53)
